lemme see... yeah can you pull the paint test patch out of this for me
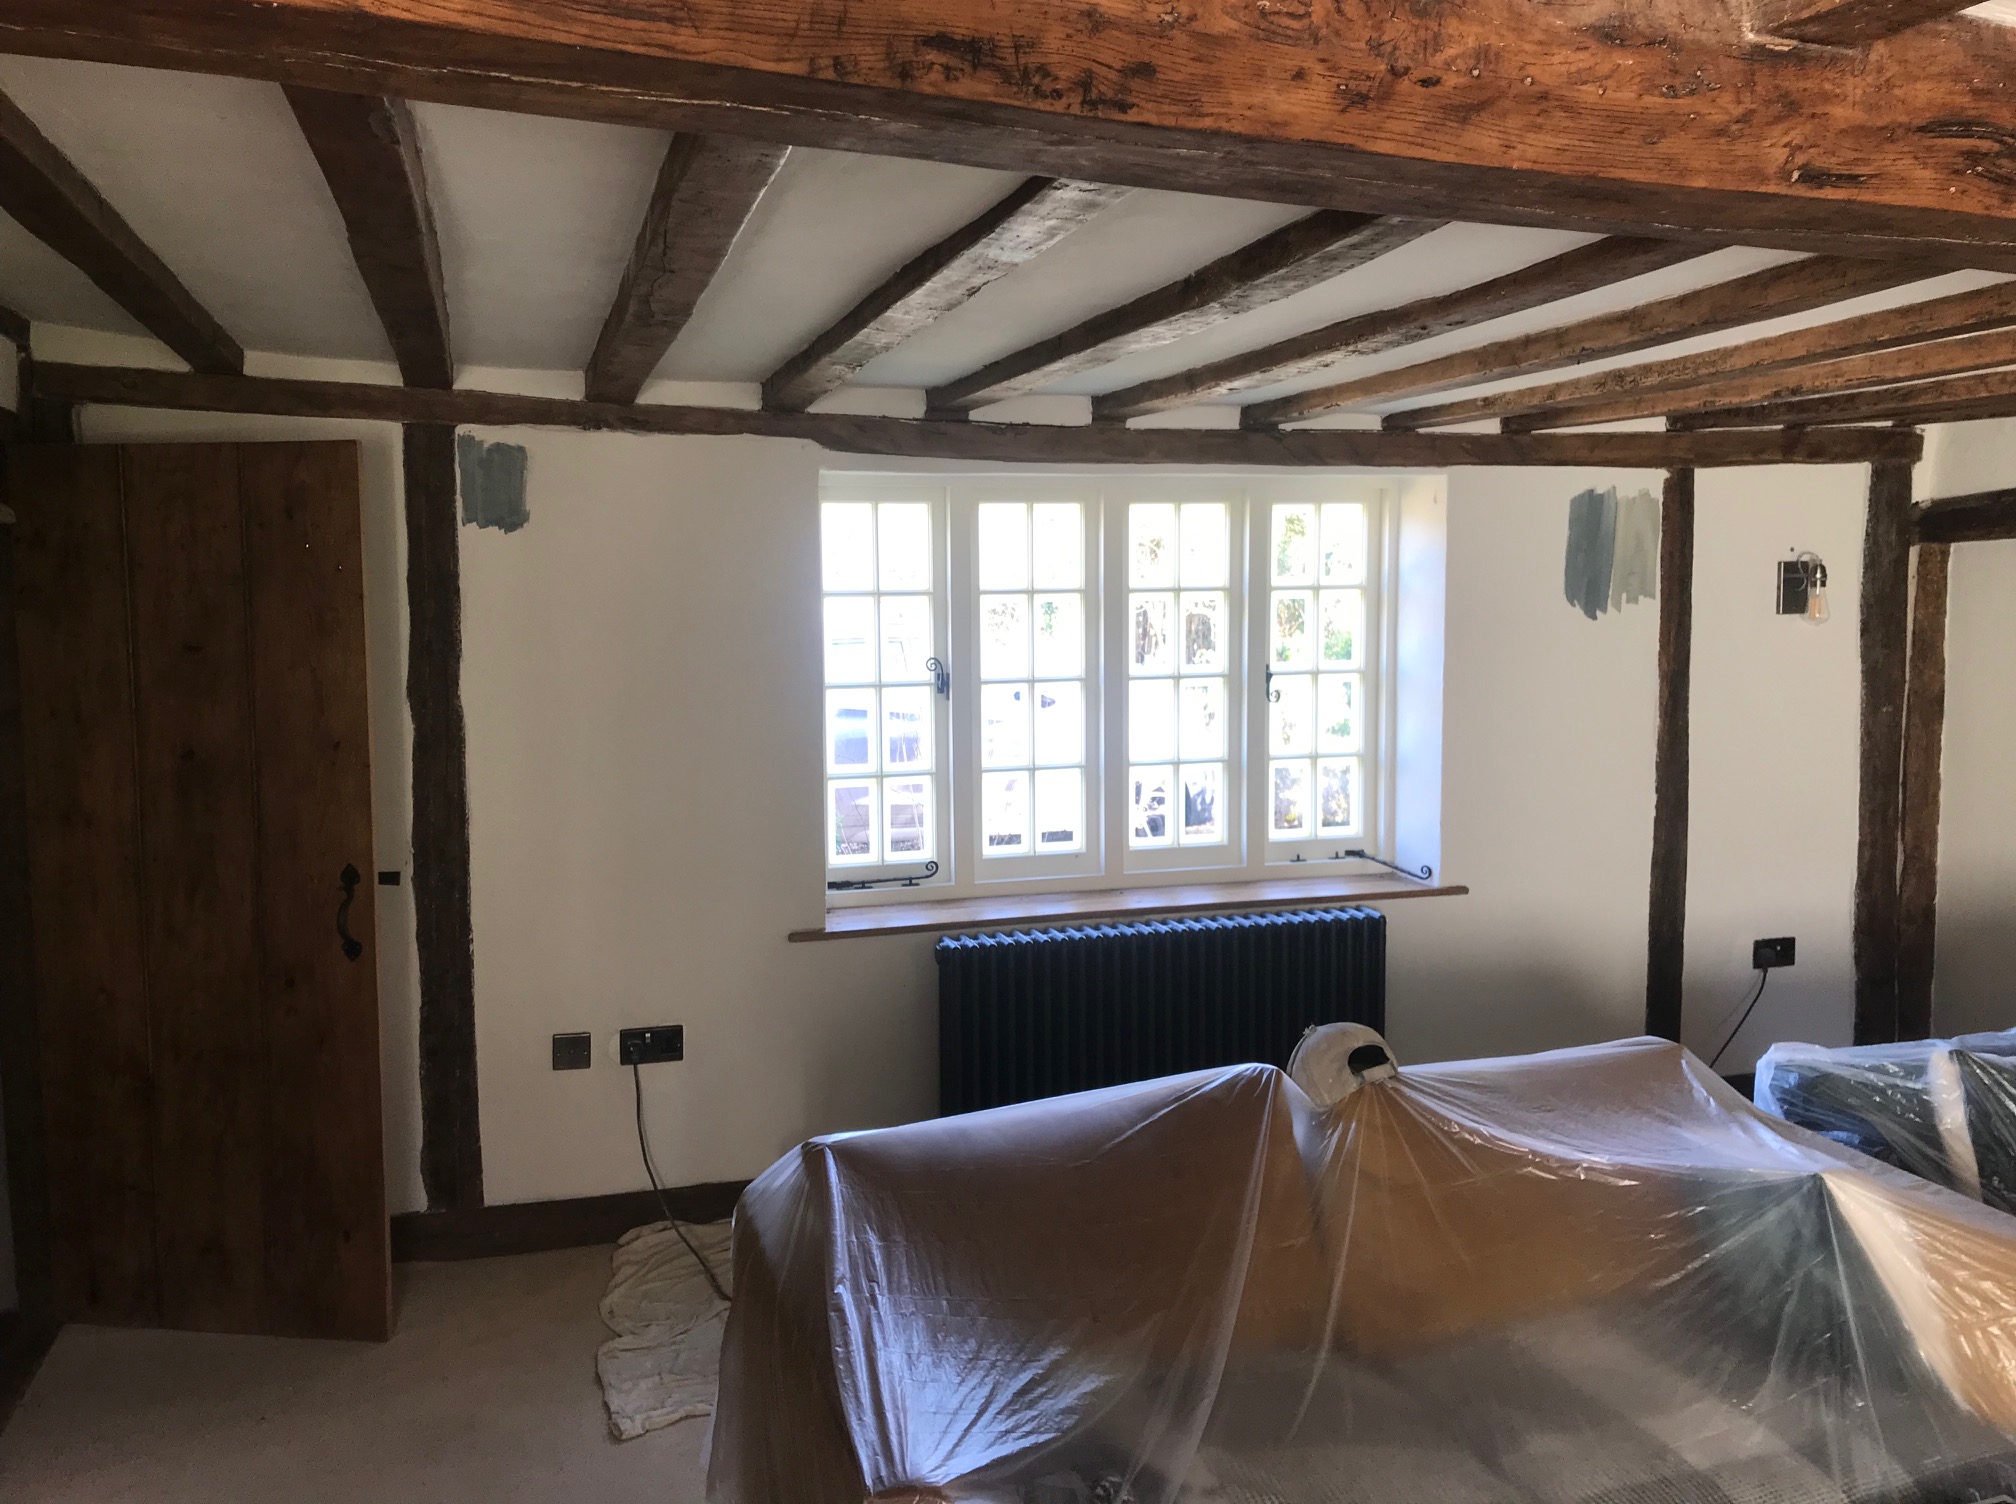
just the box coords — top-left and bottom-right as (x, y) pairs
(458, 433), (529, 533)
(1564, 486), (1658, 620)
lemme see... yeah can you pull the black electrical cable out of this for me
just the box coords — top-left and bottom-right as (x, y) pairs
(632, 1062), (731, 1305)
(1709, 969), (1771, 1070)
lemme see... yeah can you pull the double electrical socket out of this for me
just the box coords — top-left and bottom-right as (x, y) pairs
(1752, 937), (1797, 970)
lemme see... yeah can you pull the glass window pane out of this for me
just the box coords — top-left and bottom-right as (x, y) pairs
(1179, 677), (1226, 761)
(1272, 503), (1317, 585)
(979, 594), (1030, 680)
(1270, 590), (1314, 670)
(1269, 760), (1311, 838)
(1130, 503), (1179, 589)
(976, 503), (1029, 590)
(1321, 589), (1365, 669)
(1131, 593), (1176, 676)
(1180, 591), (1226, 673)
(1317, 674), (1361, 754)
(884, 777), (934, 860)
(826, 688), (877, 774)
(1032, 593), (1084, 679)
(823, 596), (877, 684)
(829, 779), (878, 864)
(1179, 763), (1225, 846)
(880, 595), (934, 683)
(1032, 682), (1084, 767)
(876, 502), (932, 592)
(980, 683), (1031, 769)
(1318, 758), (1361, 837)
(1033, 768), (1084, 853)
(1269, 673), (1314, 756)
(1129, 764), (1175, 848)
(1129, 678), (1177, 762)
(1031, 502), (1083, 590)
(882, 685), (933, 771)
(981, 770), (1030, 856)
(1321, 502), (1368, 586)
(821, 502), (875, 592)
(1179, 502), (1228, 587)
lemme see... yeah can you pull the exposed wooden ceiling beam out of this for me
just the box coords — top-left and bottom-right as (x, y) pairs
(1244, 257), (1933, 427)
(1916, 487), (2016, 544)
(585, 134), (787, 406)
(1761, 0), (1981, 46)
(763, 178), (1128, 412)
(0, 85), (240, 374)
(925, 213), (1438, 415)
(8, 2), (2016, 266)
(1502, 323), (2016, 433)
(29, 361), (1922, 469)
(1389, 281), (2016, 432)
(0, 303), (29, 348)
(284, 88), (452, 389)
(1093, 238), (1703, 421)
(1669, 365), (2016, 429)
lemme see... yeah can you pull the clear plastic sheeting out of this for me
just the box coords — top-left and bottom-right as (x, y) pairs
(710, 1038), (2016, 1504)
(1758, 1030), (2016, 1214)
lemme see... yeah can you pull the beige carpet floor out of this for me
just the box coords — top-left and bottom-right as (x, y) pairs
(0, 1245), (707, 1503)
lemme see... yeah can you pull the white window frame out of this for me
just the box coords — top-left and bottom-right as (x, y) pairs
(821, 472), (1405, 907)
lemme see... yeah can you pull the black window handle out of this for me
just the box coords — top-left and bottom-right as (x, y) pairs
(337, 864), (364, 961)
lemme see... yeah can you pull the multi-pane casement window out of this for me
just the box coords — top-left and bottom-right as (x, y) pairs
(820, 475), (1390, 898)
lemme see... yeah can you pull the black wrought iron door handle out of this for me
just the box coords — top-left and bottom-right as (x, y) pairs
(337, 863), (363, 961)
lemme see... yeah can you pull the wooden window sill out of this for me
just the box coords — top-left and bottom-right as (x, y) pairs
(789, 873), (1468, 942)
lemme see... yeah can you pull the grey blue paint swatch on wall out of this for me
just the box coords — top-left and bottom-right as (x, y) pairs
(458, 433), (530, 533)
(1564, 486), (1659, 620)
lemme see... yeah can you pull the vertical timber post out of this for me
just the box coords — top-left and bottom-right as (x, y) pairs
(1645, 467), (1694, 1044)
(1853, 459), (1914, 1046)
(1896, 540), (1949, 1042)
(405, 422), (482, 1211)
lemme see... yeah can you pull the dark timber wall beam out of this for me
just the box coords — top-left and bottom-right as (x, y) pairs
(762, 178), (1129, 412)
(1645, 468), (1695, 1046)
(1094, 238), (1703, 421)
(30, 362), (1926, 469)
(1853, 459), (1915, 1046)
(285, 88), (454, 389)
(585, 134), (787, 406)
(1896, 540), (1949, 1041)
(1671, 366), (2016, 430)
(926, 213), (1438, 414)
(404, 423), (482, 1212)
(1761, 0), (1980, 46)
(1916, 487), (2016, 543)
(0, 86), (240, 374)
(1256, 257), (1932, 427)
(11, 0), (2016, 264)
(1398, 280), (2016, 432)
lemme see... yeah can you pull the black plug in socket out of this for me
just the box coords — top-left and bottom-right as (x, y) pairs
(1753, 937), (1797, 970)
(619, 1025), (684, 1065)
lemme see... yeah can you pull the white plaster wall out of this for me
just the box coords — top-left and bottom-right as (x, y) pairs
(1925, 419), (2016, 1038)
(52, 388), (1881, 1205)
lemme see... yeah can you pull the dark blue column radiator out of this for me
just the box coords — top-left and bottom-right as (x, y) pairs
(934, 907), (1386, 1115)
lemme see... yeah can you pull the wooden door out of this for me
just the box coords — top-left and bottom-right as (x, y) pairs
(11, 441), (388, 1341)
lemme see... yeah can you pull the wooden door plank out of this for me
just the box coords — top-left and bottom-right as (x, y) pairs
(239, 442), (389, 1340)
(121, 443), (267, 1334)
(9, 445), (158, 1326)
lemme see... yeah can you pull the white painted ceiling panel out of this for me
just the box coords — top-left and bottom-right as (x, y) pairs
(0, 54), (390, 361)
(0, 208), (140, 334)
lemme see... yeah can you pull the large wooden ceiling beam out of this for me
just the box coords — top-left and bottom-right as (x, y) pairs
(29, 362), (1922, 469)
(9, 1), (2016, 266)
(763, 178), (1128, 412)
(284, 88), (452, 389)
(926, 213), (1437, 415)
(1247, 257), (1932, 426)
(0, 86), (239, 374)
(1094, 238), (1704, 421)
(1916, 487), (2016, 543)
(1391, 280), (2016, 431)
(586, 134), (787, 406)
(1761, 0), (1980, 47)
(1670, 365), (2016, 428)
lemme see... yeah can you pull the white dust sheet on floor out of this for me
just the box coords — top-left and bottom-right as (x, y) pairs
(597, 1219), (734, 1441)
